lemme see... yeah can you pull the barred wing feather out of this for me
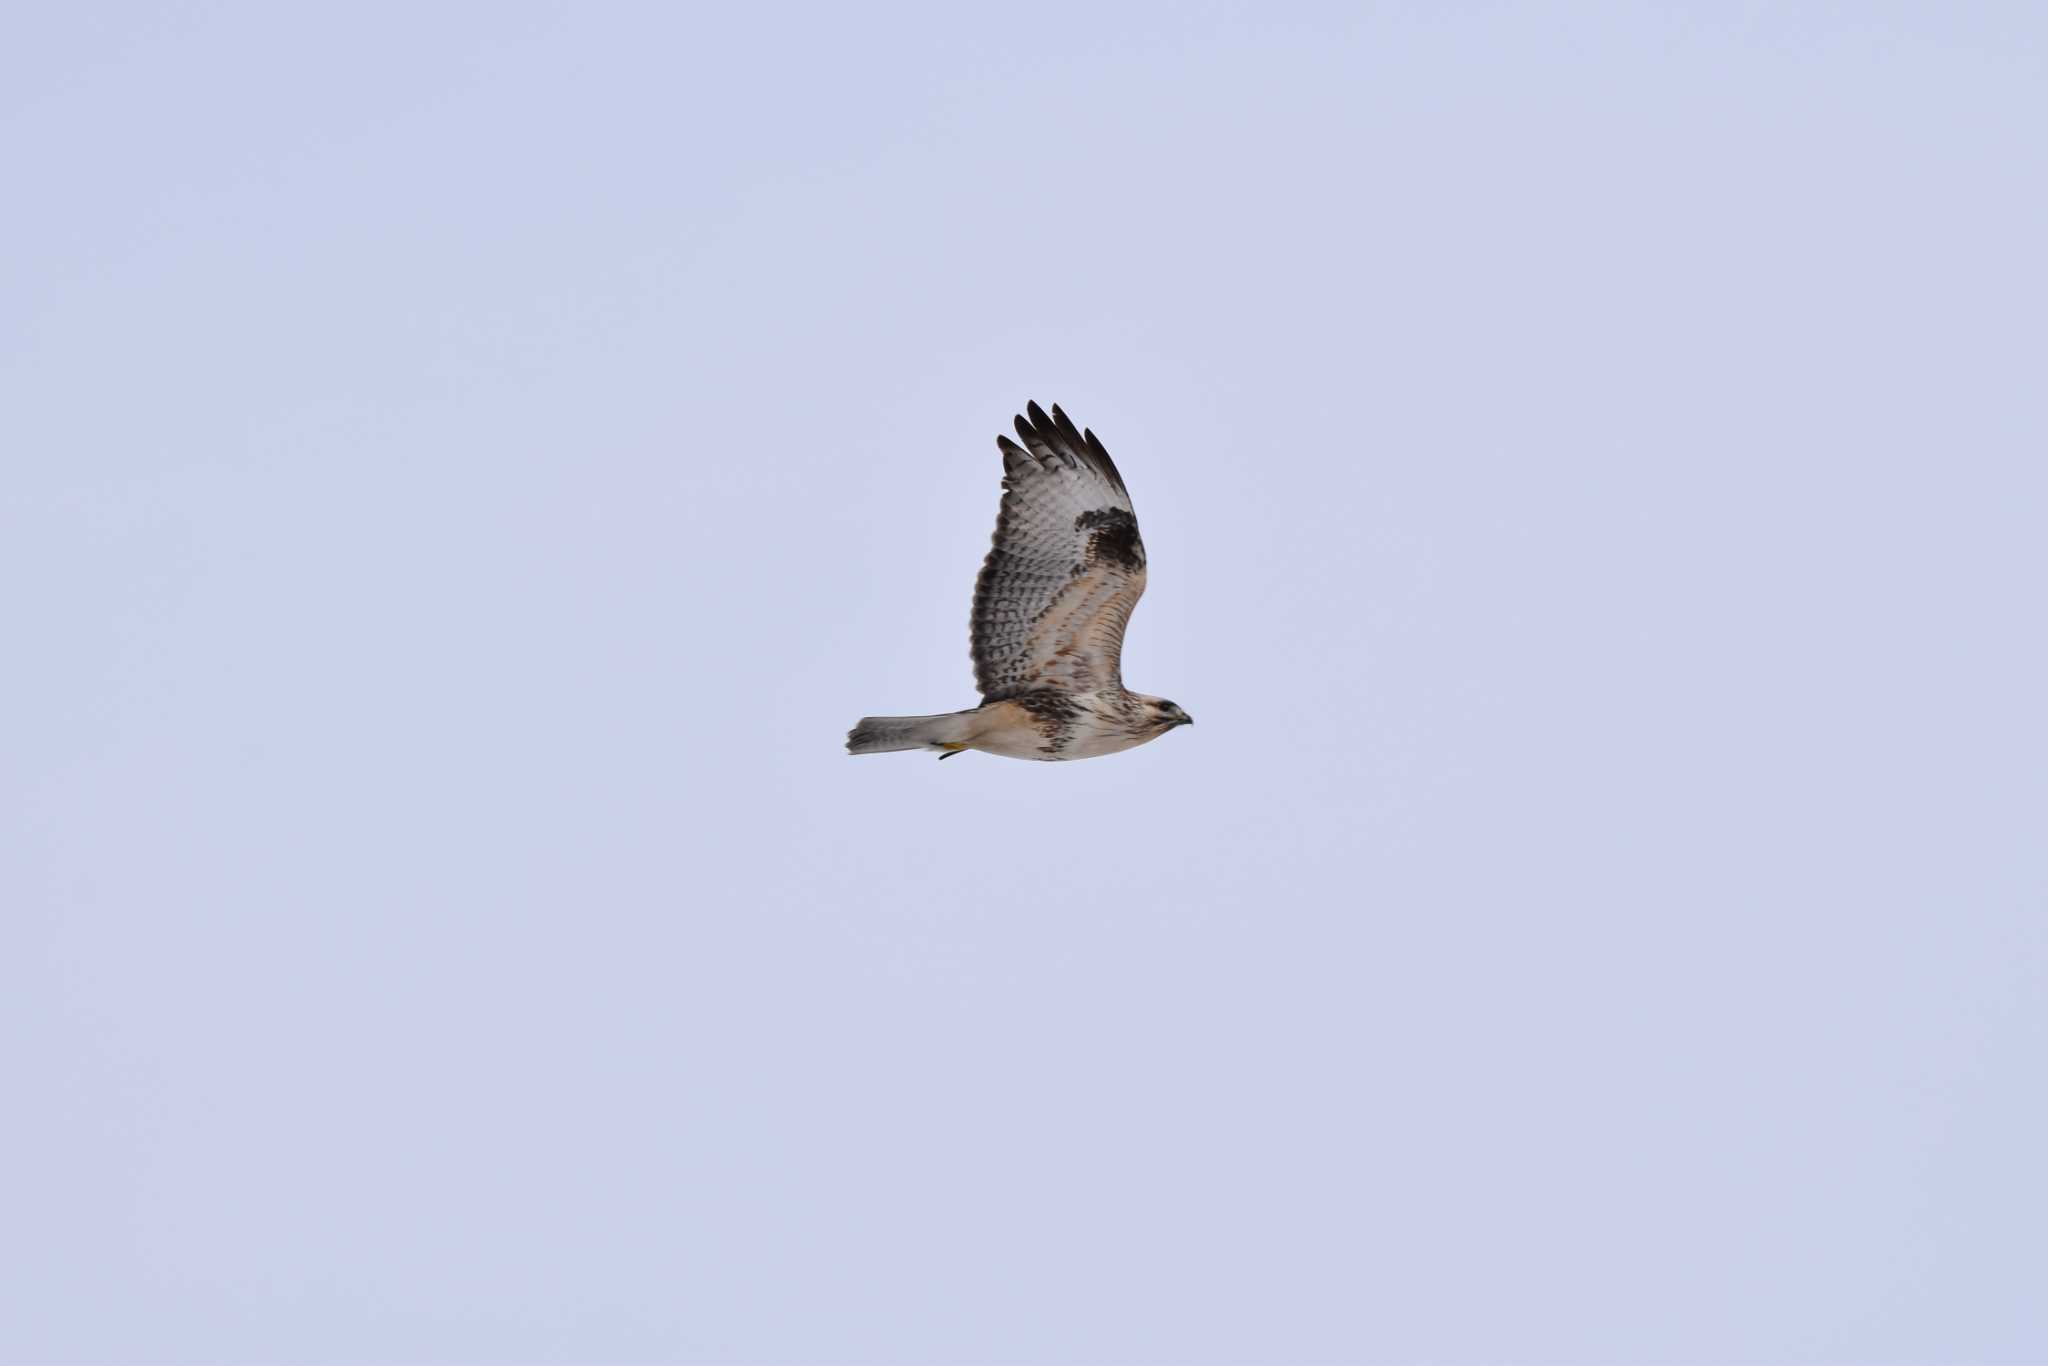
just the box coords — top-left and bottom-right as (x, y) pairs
(970, 402), (1147, 701)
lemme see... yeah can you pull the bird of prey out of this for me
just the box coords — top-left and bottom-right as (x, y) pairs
(847, 402), (1193, 762)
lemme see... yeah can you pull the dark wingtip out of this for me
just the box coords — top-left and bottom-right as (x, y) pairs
(1080, 421), (1128, 496)
(1012, 403), (1069, 468)
(1009, 401), (1124, 489)
(1029, 400), (1084, 468)
(995, 433), (1034, 474)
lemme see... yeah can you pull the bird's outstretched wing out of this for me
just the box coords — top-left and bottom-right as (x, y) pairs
(970, 402), (1147, 701)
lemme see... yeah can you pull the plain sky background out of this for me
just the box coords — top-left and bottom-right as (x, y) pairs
(5, 3), (2046, 1362)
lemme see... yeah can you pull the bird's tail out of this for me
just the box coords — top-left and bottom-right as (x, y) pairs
(846, 709), (977, 756)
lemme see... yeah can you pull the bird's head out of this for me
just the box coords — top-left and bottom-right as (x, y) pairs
(1143, 697), (1195, 733)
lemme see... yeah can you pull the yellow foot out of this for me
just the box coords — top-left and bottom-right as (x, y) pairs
(936, 743), (968, 761)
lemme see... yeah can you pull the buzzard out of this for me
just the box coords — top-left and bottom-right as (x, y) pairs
(847, 402), (1193, 761)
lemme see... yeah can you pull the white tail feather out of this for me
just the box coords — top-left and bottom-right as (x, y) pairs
(845, 710), (975, 756)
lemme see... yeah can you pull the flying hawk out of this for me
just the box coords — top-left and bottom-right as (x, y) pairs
(847, 402), (1193, 761)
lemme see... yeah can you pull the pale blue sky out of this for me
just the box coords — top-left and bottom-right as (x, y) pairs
(5, 3), (2046, 1362)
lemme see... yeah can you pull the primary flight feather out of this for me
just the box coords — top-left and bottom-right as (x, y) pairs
(847, 402), (1192, 762)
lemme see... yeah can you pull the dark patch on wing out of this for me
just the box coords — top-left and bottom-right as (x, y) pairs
(1074, 507), (1144, 571)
